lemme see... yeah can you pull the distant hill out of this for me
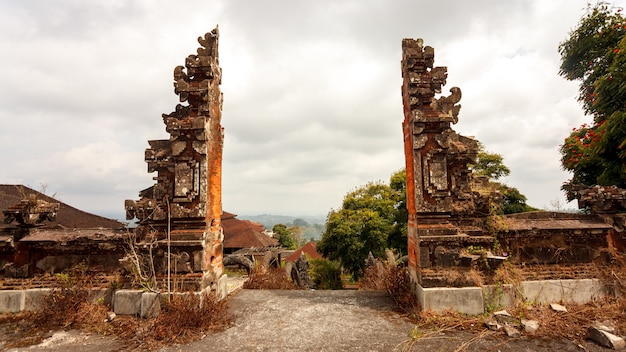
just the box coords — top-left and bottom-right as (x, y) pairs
(239, 214), (326, 228)
(238, 214), (327, 241)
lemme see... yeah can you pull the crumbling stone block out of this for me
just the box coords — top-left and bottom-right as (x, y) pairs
(91, 288), (114, 306)
(114, 290), (143, 316)
(141, 292), (161, 319)
(503, 325), (521, 338)
(23, 288), (51, 311)
(589, 325), (626, 350)
(2, 194), (59, 227)
(521, 319), (539, 334)
(0, 291), (24, 313)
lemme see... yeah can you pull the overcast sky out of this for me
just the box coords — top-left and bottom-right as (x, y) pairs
(0, 0), (620, 221)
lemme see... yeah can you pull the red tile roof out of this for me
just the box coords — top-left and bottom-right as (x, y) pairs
(0, 185), (124, 230)
(222, 213), (277, 249)
(284, 241), (322, 262)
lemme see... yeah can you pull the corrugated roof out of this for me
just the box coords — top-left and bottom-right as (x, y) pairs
(0, 185), (124, 230)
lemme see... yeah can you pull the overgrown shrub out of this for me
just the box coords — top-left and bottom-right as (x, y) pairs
(243, 266), (298, 289)
(361, 260), (420, 314)
(3, 272), (232, 350)
(133, 292), (231, 349)
(383, 265), (420, 314)
(26, 271), (114, 331)
(309, 259), (342, 290)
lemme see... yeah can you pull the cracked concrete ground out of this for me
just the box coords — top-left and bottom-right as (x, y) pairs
(160, 289), (415, 352)
(7, 289), (609, 351)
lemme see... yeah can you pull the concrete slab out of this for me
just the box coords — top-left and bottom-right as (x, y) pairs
(0, 291), (24, 313)
(141, 292), (161, 319)
(23, 288), (51, 311)
(482, 283), (515, 311)
(521, 279), (605, 304)
(90, 288), (114, 306)
(161, 289), (415, 352)
(113, 290), (143, 316)
(418, 285), (484, 315)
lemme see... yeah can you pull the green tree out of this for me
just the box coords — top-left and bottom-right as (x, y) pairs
(471, 144), (535, 214)
(288, 225), (305, 248)
(317, 181), (399, 279)
(273, 224), (296, 250)
(470, 143), (511, 180)
(494, 183), (537, 214)
(293, 218), (308, 227)
(559, 3), (626, 196)
(388, 169), (408, 253)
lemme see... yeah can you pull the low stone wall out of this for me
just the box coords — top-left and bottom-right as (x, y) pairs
(0, 287), (113, 313)
(0, 274), (233, 316)
(417, 278), (611, 314)
(0, 278), (608, 316)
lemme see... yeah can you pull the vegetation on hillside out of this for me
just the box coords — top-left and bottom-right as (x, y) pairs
(558, 2), (626, 196)
(317, 170), (406, 280)
(471, 143), (537, 214)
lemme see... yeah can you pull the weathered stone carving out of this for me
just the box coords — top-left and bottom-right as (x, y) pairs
(400, 39), (626, 291)
(567, 185), (626, 214)
(401, 38), (478, 217)
(126, 27), (224, 292)
(401, 38), (488, 284)
(3, 194), (59, 227)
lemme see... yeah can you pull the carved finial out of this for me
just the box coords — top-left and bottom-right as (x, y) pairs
(197, 26), (220, 58)
(416, 38), (423, 49)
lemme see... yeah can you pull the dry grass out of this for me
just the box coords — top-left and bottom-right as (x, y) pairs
(1, 272), (232, 350)
(516, 297), (626, 341)
(243, 266), (299, 290)
(361, 263), (421, 315)
(124, 291), (232, 349)
(3, 275), (117, 349)
(364, 257), (626, 350)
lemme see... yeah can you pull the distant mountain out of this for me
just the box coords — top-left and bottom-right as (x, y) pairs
(238, 214), (327, 241)
(239, 214), (326, 228)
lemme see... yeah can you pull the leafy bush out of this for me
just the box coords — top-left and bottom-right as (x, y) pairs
(309, 259), (342, 290)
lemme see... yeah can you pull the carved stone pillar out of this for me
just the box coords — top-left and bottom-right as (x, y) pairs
(401, 38), (478, 285)
(126, 27), (225, 294)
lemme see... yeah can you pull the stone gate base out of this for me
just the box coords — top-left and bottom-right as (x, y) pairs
(415, 278), (611, 315)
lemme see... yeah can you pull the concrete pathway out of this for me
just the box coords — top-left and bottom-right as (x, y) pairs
(161, 289), (415, 352)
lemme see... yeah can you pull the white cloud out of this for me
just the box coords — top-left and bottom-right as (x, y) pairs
(1, 0), (616, 219)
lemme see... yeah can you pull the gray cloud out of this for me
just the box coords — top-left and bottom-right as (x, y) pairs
(0, 0), (608, 220)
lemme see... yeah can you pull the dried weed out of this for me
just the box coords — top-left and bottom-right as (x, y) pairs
(243, 266), (299, 290)
(361, 263), (420, 315)
(1, 272), (232, 350)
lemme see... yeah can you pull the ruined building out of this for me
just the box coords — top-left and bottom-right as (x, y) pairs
(125, 27), (225, 292)
(0, 185), (126, 278)
(401, 38), (625, 288)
